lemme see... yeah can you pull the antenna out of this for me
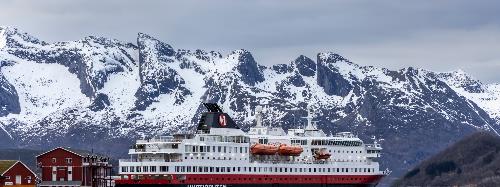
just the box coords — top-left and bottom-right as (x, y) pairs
(255, 106), (263, 127)
(303, 105), (317, 130)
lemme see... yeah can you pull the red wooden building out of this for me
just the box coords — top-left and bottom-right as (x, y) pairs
(36, 147), (112, 187)
(0, 160), (36, 187)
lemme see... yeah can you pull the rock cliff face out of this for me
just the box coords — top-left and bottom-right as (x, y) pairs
(0, 26), (499, 185)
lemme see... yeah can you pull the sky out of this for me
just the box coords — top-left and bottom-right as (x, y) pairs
(1, 0), (500, 83)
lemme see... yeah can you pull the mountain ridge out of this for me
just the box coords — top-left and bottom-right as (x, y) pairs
(0, 26), (499, 186)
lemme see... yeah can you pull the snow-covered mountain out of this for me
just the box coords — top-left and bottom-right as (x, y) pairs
(437, 70), (500, 124)
(0, 26), (499, 184)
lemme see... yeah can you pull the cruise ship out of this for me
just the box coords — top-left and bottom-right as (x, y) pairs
(116, 103), (389, 187)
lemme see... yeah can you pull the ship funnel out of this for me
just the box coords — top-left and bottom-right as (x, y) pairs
(197, 103), (240, 133)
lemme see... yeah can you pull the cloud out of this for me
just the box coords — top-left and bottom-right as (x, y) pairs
(0, 0), (499, 82)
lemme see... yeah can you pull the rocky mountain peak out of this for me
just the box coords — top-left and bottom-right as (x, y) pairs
(316, 52), (353, 96)
(437, 69), (485, 93)
(317, 52), (350, 64)
(229, 49), (264, 86)
(80, 35), (137, 49)
(137, 32), (175, 59)
(293, 55), (316, 77)
(0, 26), (47, 49)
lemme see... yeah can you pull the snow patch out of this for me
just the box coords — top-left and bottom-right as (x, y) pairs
(0, 28), (6, 49)
(0, 60), (90, 123)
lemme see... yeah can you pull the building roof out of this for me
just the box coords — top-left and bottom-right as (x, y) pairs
(36, 147), (108, 159)
(0, 160), (37, 177)
(0, 160), (17, 175)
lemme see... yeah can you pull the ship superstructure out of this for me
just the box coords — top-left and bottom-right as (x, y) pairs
(116, 103), (389, 187)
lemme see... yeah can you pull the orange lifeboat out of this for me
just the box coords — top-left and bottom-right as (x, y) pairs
(250, 144), (278, 155)
(278, 144), (303, 156)
(314, 150), (331, 160)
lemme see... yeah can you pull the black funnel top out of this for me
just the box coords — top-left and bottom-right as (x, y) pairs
(203, 103), (223, 113)
(197, 103), (240, 132)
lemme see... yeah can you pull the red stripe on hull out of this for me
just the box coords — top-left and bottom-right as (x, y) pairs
(115, 174), (384, 185)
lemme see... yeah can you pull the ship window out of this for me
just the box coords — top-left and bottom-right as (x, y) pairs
(160, 166), (167, 172)
(192, 146), (195, 152)
(136, 166), (141, 172)
(223, 147), (227, 153)
(130, 167), (134, 172)
(200, 146), (204, 152)
(143, 166), (148, 172)
(151, 166), (156, 172)
(121, 167), (128, 172)
(52, 158), (56, 163)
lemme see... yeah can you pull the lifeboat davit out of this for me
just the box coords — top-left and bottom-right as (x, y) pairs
(314, 151), (331, 160)
(250, 144), (278, 155)
(278, 144), (303, 156)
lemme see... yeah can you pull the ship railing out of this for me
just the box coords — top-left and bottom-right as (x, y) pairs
(365, 144), (382, 149)
(119, 158), (183, 163)
(130, 148), (180, 153)
(250, 160), (350, 164)
(136, 139), (182, 143)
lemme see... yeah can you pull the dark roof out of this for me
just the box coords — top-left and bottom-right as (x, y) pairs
(0, 160), (17, 175)
(36, 147), (109, 159)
